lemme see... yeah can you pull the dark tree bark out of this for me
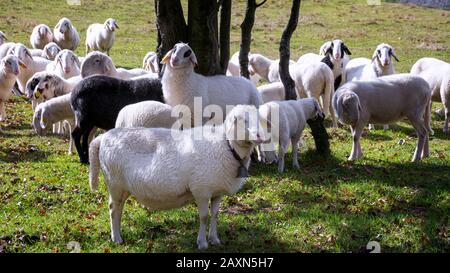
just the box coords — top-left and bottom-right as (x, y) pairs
(239, 0), (267, 79)
(155, 0), (187, 74)
(279, 0), (301, 100)
(219, 0), (232, 75)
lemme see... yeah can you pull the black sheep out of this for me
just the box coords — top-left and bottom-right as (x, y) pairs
(70, 75), (164, 163)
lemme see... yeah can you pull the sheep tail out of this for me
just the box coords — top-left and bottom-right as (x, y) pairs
(425, 98), (434, 136)
(89, 134), (103, 192)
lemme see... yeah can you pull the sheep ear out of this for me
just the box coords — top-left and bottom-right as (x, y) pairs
(161, 49), (173, 64)
(19, 60), (28, 69)
(25, 49), (33, 61)
(190, 52), (198, 67)
(114, 22), (119, 29)
(40, 110), (47, 129)
(343, 44), (352, 55)
(55, 22), (61, 30)
(73, 56), (81, 68)
(390, 51), (399, 62)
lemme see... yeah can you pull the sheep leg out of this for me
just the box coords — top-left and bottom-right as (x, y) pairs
(368, 123), (375, 130)
(422, 133), (430, 159)
(444, 107), (449, 133)
(71, 127), (85, 163)
(291, 135), (301, 169)
(349, 124), (364, 161)
(109, 190), (130, 244)
(383, 124), (389, 131)
(277, 137), (288, 173)
(81, 126), (94, 163)
(409, 116), (427, 162)
(0, 100), (5, 121)
(329, 99), (338, 128)
(196, 198), (209, 250)
(208, 196), (222, 246)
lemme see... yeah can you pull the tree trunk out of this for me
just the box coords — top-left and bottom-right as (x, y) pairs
(239, 0), (266, 79)
(219, 0), (232, 75)
(155, 0), (187, 74)
(279, 0), (301, 100)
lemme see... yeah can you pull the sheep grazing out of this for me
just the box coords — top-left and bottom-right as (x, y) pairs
(10, 43), (51, 94)
(259, 98), (324, 173)
(411, 57), (450, 133)
(0, 55), (27, 121)
(345, 43), (399, 130)
(0, 31), (7, 46)
(142, 51), (159, 73)
(70, 75), (164, 163)
(290, 61), (337, 127)
(53, 17), (80, 51)
(41, 42), (61, 61)
(333, 74), (432, 162)
(248, 53), (294, 83)
(80, 51), (150, 79)
(89, 105), (266, 249)
(46, 49), (81, 79)
(161, 43), (262, 125)
(32, 94), (75, 155)
(30, 24), (54, 49)
(115, 101), (177, 129)
(85, 18), (118, 56)
(227, 51), (261, 86)
(257, 82), (286, 103)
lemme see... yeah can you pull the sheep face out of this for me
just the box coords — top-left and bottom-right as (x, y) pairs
(372, 44), (399, 67)
(324, 39), (351, 60)
(225, 105), (268, 146)
(162, 43), (197, 69)
(38, 25), (49, 38)
(56, 49), (80, 75)
(43, 43), (61, 60)
(56, 18), (72, 34)
(33, 73), (59, 100)
(11, 43), (33, 65)
(81, 51), (114, 78)
(1, 55), (26, 76)
(248, 54), (267, 76)
(105, 18), (119, 32)
(25, 73), (43, 99)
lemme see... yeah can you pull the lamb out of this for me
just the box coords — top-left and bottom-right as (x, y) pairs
(0, 31), (7, 46)
(0, 55), (27, 121)
(248, 53), (294, 83)
(46, 49), (81, 79)
(80, 51), (150, 79)
(161, 43), (262, 125)
(298, 39), (352, 90)
(411, 57), (450, 133)
(53, 17), (80, 51)
(142, 51), (159, 73)
(41, 42), (61, 60)
(85, 18), (118, 56)
(257, 82), (286, 103)
(29, 71), (80, 101)
(70, 75), (164, 163)
(115, 101), (177, 129)
(30, 24), (54, 49)
(32, 94), (75, 154)
(259, 98), (324, 173)
(345, 43), (399, 130)
(333, 74), (432, 162)
(10, 43), (51, 93)
(89, 105), (266, 249)
(290, 61), (337, 127)
(227, 51), (261, 86)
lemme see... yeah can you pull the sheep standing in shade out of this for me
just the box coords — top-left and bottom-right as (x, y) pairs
(85, 18), (118, 56)
(89, 105), (267, 249)
(227, 51), (261, 86)
(161, 43), (262, 125)
(411, 57), (450, 133)
(53, 17), (80, 51)
(259, 98), (324, 173)
(248, 53), (294, 83)
(30, 24), (54, 49)
(0, 55), (27, 122)
(333, 74), (432, 162)
(0, 31), (8, 46)
(345, 43), (399, 130)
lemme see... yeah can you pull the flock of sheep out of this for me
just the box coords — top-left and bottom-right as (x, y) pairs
(0, 16), (449, 250)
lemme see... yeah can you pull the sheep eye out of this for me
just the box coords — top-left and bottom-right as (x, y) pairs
(377, 50), (381, 55)
(183, 50), (192, 58)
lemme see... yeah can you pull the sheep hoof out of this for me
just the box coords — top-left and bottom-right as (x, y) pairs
(209, 237), (221, 246)
(112, 236), (123, 244)
(293, 162), (300, 169)
(197, 240), (208, 250)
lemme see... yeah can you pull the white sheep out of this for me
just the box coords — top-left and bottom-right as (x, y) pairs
(41, 42), (61, 60)
(0, 31), (8, 46)
(80, 51), (150, 79)
(257, 82), (286, 103)
(31, 72), (80, 100)
(411, 57), (450, 133)
(30, 24), (54, 49)
(345, 43), (399, 130)
(53, 17), (80, 51)
(0, 42), (15, 61)
(142, 51), (159, 73)
(0, 55), (27, 121)
(89, 105), (267, 249)
(85, 18), (118, 56)
(259, 98), (323, 173)
(161, 43), (262, 125)
(115, 101), (177, 129)
(227, 51), (261, 86)
(46, 49), (80, 79)
(248, 53), (294, 83)
(32, 94), (75, 155)
(333, 74), (432, 162)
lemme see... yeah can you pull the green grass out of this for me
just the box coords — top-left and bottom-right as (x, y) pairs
(0, 0), (449, 253)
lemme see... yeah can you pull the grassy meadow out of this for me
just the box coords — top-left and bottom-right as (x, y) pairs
(0, 0), (449, 253)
